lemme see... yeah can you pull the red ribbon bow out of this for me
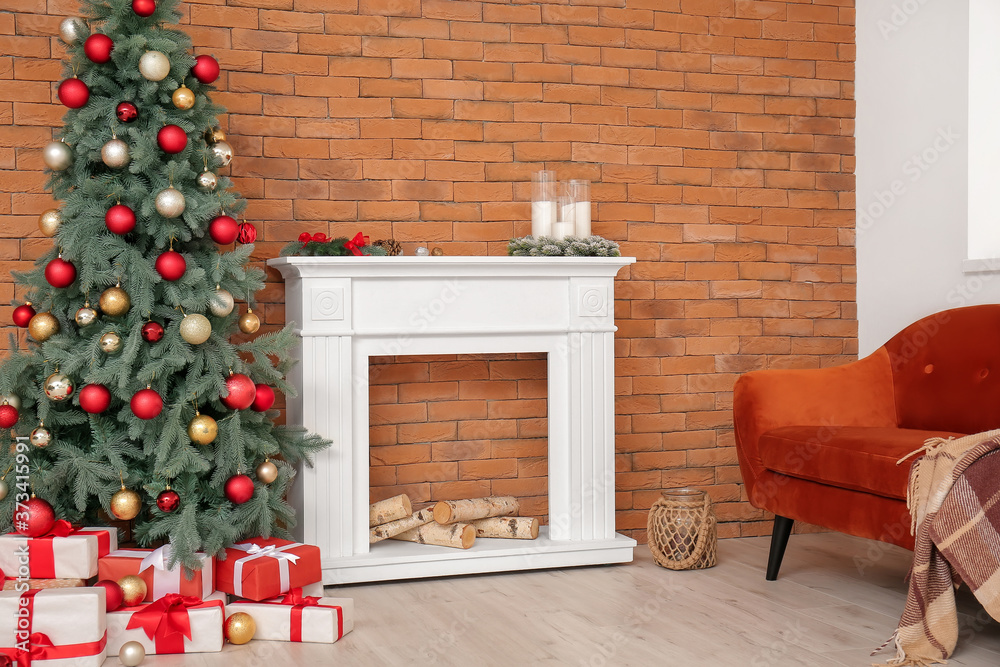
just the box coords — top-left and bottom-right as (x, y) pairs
(264, 587), (342, 642)
(343, 232), (367, 256)
(279, 587), (321, 607)
(41, 520), (73, 538)
(127, 594), (204, 652)
(0, 590), (108, 666)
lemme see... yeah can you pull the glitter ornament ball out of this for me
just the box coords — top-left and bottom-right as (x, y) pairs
(17, 497), (55, 537)
(209, 288), (234, 317)
(171, 85), (195, 110)
(209, 140), (233, 166)
(12, 303), (35, 328)
(57, 78), (89, 108)
(38, 209), (61, 237)
(155, 249), (186, 281)
(0, 404), (17, 429)
(43, 141), (72, 171)
(110, 487), (141, 521)
(105, 204), (136, 234)
(84, 33), (113, 63)
(131, 388), (163, 420)
(155, 187), (185, 218)
(79, 383), (112, 414)
(45, 256), (76, 288)
(197, 170), (217, 190)
(118, 575), (147, 607)
(188, 413), (217, 445)
(221, 373), (256, 410)
(99, 331), (122, 354)
(180, 314), (211, 344)
(118, 641), (145, 667)
(157, 124), (187, 153)
(224, 475), (254, 505)
(191, 55), (221, 84)
(141, 321), (164, 343)
(95, 580), (124, 612)
(238, 309), (260, 334)
(44, 373), (74, 402)
(156, 487), (180, 513)
(59, 17), (88, 44)
(138, 50), (170, 81)
(75, 304), (97, 327)
(28, 312), (59, 342)
(256, 459), (278, 484)
(0, 480), (7, 502)
(237, 221), (257, 244)
(208, 215), (238, 244)
(99, 286), (130, 316)
(29, 424), (52, 448)
(116, 101), (138, 123)
(101, 138), (130, 168)
(132, 0), (156, 16)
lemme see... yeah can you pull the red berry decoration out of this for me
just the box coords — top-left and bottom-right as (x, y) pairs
(251, 384), (275, 412)
(208, 215), (238, 244)
(130, 388), (163, 420)
(95, 580), (124, 612)
(155, 249), (186, 281)
(191, 55), (220, 84)
(0, 404), (18, 428)
(157, 124), (188, 154)
(116, 101), (138, 123)
(84, 34), (114, 63)
(237, 222), (257, 245)
(224, 474), (254, 504)
(79, 384), (112, 414)
(17, 497), (56, 537)
(12, 303), (35, 328)
(132, 0), (156, 17)
(57, 78), (90, 109)
(141, 321), (164, 343)
(105, 204), (136, 234)
(45, 257), (76, 288)
(156, 488), (180, 513)
(221, 373), (256, 410)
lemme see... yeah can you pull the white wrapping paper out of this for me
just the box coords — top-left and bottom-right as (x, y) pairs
(105, 591), (226, 656)
(225, 596), (354, 643)
(0, 587), (107, 666)
(0, 527), (117, 580)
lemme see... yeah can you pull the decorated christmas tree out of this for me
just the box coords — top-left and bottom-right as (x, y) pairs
(0, 0), (326, 570)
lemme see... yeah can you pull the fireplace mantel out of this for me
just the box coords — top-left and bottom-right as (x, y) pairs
(268, 255), (637, 584)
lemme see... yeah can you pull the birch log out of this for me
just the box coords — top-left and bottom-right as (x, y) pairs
(471, 516), (539, 539)
(370, 508), (435, 543)
(391, 522), (476, 549)
(433, 496), (519, 524)
(370, 494), (412, 527)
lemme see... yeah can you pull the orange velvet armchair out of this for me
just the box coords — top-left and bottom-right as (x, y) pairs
(733, 304), (1000, 579)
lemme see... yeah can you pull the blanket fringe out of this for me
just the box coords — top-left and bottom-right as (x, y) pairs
(897, 437), (954, 466)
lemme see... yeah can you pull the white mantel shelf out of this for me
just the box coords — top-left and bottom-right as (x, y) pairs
(268, 255), (637, 585)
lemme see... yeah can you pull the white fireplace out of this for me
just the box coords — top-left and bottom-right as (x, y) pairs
(268, 255), (636, 584)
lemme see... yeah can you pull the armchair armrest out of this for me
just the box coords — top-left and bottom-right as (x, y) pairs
(733, 347), (898, 503)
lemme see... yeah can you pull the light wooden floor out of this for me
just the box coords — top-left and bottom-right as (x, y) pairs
(106, 532), (1000, 666)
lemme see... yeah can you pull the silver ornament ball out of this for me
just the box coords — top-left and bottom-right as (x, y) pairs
(180, 314), (211, 345)
(118, 640), (145, 667)
(196, 170), (218, 190)
(101, 138), (130, 169)
(209, 288), (234, 317)
(155, 188), (186, 218)
(75, 306), (98, 327)
(44, 373), (74, 402)
(43, 141), (72, 171)
(139, 51), (171, 82)
(209, 140), (233, 167)
(99, 331), (122, 354)
(59, 17), (89, 44)
(30, 425), (52, 448)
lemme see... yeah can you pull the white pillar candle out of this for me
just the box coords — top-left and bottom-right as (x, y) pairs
(531, 201), (556, 237)
(552, 221), (574, 241)
(574, 201), (591, 237)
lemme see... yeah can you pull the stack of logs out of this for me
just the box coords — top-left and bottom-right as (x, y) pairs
(369, 494), (540, 549)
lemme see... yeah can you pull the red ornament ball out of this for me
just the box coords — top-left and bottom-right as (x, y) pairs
(0, 404), (18, 428)
(221, 373), (256, 411)
(130, 388), (163, 420)
(94, 580), (124, 612)
(132, 0), (156, 17)
(45, 257), (76, 288)
(191, 55), (220, 84)
(83, 34), (113, 63)
(237, 222), (257, 245)
(116, 101), (138, 123)
(208, 215), (238, 244)
(155, 250), (186, 281)
(57, 78), (89, 109)
(12, 303), (35, 328)
(79, 384), (112, 414)
(156, 488), (180, 513)
(16, 497), (56, 537)
(157, 124), (188, 154)
(224, 474), (254, 504)
(251, 384), (275, 412)
(105, 204), (136, 234)
(141, 321), (164, 343)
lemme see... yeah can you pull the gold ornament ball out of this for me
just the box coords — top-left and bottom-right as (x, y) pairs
(139, 50), (170, 82)
(197, 170), (218, 190)
(30, 425), (52, 448)
(99, 331), (122, 354)
(118, 640), (145, 667)
(101, 138), (130, 169)
(210, 140), (233, 167)
(99, 285), (130, 317)
(38, 209), (61, 237)
(75, 305), (98, 327)
(28, 312), (60, 342)
(188, 413), (218, 445)
(205, 127), (226, 144)
(172, 85), (195, 110)
(225, 612), (256, 645)
(43, 372), (74, 402)
(238, 310), (260, 335)
(209, 288), (234, 317)
(256, 460), (278, 484)
(180, 313), (211, 345)
(118, 575), (147, 606)
(431, 247), (444, 256)
(155, 187), (186, 218)
(111, 487), (141, 521)
(43, 141), (72, 171)
(0, 479), (8, 502)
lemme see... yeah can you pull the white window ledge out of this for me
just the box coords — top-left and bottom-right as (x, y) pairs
(962, 258), (1000, 273)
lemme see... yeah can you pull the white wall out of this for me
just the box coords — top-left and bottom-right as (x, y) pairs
(856, 0), (1000, 354)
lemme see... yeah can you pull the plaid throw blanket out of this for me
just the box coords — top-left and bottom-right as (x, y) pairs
(880, 429), (1000, 665)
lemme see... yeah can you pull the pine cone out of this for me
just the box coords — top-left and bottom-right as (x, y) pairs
(375, 239), (402, 256)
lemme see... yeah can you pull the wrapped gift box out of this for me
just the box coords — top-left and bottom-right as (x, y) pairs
(216, 537), (321, 601)
(106, 591), (225, 655)
(0, 587), (107, 666)
(3, 578), (85, 591)
(226, 589), (353, 643)
(97, 545), (214, 601)
(0, 523), (117, 579)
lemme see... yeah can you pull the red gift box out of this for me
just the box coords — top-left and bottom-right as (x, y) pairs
(215, 537), (321, 601)
(97, 546), (214, 602)
(0, 522), (116, 579)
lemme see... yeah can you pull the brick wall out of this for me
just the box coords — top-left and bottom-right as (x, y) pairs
(0, 0), (856, 541)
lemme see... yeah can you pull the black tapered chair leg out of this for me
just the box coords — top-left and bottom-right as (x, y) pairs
(765, 516), (794, 581)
